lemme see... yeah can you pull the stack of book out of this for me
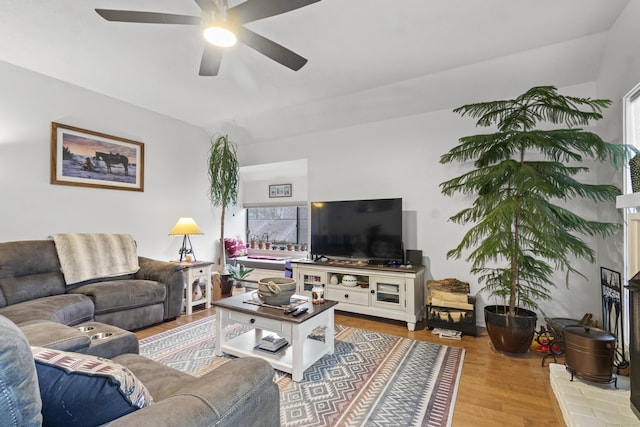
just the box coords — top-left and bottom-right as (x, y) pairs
(258, 335), (288, 352)
(431, 328), (462, 340)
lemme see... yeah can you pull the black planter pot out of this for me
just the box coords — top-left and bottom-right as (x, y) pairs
(220, 274), (232, 296)
(484, 305), (537, 355)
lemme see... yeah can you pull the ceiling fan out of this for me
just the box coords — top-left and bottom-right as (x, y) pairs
(95, 0), (321, 76)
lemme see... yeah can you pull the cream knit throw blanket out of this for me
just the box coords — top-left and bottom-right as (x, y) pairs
(52, 233), (140, 285)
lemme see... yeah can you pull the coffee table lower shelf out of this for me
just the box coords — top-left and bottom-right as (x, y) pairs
(219, 330), (330, 377)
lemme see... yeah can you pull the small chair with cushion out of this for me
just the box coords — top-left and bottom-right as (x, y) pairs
(0, 315), (280, 427)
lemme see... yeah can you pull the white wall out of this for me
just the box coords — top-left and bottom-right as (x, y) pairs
(0, 60), (220, 263)
(240, 159), (309, 207)
(593, 1), (640, 335)
(238, 3), (640, 325)
(238, 107), (486, 323)
(239, 95), (616, 325)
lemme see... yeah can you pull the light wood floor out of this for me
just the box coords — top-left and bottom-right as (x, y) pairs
(136, 308), (566, 427)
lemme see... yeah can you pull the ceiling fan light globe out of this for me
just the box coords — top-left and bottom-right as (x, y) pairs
(203, 26), (237, 47)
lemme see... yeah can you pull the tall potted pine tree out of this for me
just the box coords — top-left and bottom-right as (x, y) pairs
(208, 134), (240, 274)
(440, 86), (633, 354)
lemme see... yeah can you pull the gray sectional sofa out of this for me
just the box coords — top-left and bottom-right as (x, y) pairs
(0, 238), (281, 426)
(0, 314), (280, 427)
(0, 239), (184, 331)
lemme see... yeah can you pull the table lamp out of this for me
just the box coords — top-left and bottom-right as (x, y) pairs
(169, 217), (203, 262)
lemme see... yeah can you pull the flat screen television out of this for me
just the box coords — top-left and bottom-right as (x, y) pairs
(310, 198), (403, 263)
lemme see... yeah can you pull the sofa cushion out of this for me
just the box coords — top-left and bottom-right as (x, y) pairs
(110, 355), (279, 426)
(0, 293), (94, 326)
(94, 304), (165, 331)
(0, 315), (43, 427)
(0, 240), (66, 307)
(32, 346), (153, 427)
(20, 321), (92, 352)
(68, 279), (166, 315)
(112, 353), (196, 401)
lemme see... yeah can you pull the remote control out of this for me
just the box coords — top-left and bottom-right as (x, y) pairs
(284, 307), (298, 315)
(292, 307), (308, 317)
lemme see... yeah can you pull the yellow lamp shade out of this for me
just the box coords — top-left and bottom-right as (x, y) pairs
(169, 218), (203, 236)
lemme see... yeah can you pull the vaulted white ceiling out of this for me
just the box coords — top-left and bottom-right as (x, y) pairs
(0, 0), (630, 143)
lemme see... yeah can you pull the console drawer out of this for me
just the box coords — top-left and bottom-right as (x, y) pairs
(228, 311), (283, 332)
(326, 287), (369, 306)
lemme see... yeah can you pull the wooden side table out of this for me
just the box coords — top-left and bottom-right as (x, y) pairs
(178, 261), (214, 315)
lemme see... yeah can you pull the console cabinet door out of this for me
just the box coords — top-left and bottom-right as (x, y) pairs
(297, 269), (326, 295)
(370, 276), (405, 311)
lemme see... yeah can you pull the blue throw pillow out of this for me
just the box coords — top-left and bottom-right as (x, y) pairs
(32, 346), (153, 427)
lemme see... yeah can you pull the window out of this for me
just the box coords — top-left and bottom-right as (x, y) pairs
(628, 88), (640, 151)
(621, 82), (640, 352)
(626, 83), (640, 194)
(246, 206), (308, 245)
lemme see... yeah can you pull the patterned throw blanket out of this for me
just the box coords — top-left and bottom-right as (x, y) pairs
(52, 233), (139, 285)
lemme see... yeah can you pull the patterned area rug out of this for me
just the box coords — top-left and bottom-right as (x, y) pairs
(139, 316), (465, 427)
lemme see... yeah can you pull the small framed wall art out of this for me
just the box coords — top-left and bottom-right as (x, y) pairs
(50, 122), (144, 192)
(269, 183), (292, 198)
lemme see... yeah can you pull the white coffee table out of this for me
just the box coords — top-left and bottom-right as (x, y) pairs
(213, 293), (336, 382)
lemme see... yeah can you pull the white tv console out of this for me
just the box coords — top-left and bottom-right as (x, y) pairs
(291, 260), (426, 331)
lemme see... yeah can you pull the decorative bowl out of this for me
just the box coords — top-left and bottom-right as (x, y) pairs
(342, 275), (358, 287)
(258, 277), (297, 306)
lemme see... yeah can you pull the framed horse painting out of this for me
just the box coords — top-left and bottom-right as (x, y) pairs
(50, 122), (144, 191)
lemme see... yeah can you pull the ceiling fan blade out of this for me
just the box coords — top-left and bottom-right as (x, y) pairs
(194, 0), (219, 15)
(199, 44), (223, 76)
(230, 0), (321, 24)
(238, 27), (307, 71)
(95, 9), (201, 25)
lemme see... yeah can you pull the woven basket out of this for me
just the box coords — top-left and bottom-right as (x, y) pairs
(257, 277), (297, 306)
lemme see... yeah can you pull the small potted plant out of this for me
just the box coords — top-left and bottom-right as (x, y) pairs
(227, 263), (254, 294)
